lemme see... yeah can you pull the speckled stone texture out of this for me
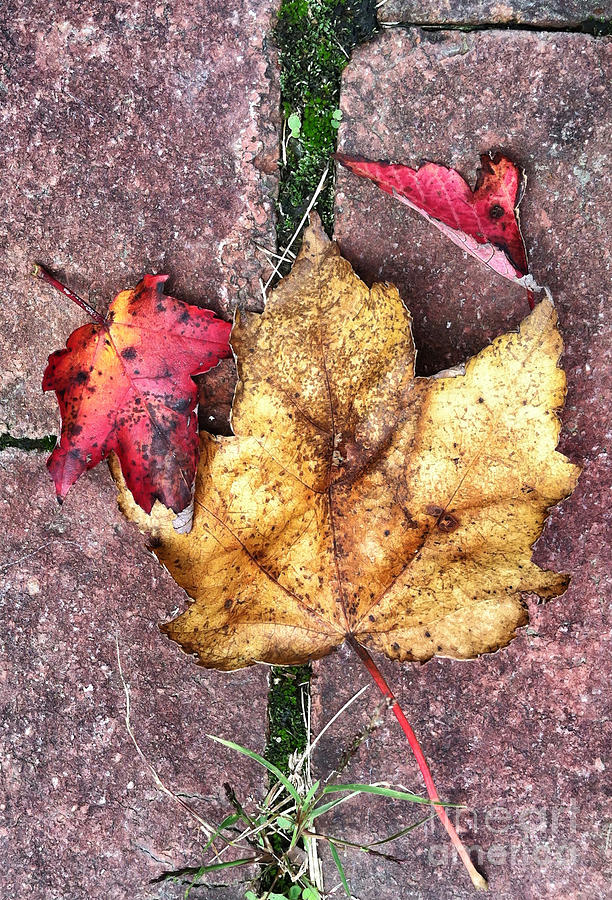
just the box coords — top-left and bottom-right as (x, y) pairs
(335, 29), (611, 460)
(0, 451), (268, 900)
(0, 1), (279, 895)
(311, 28), (612, 899)
(377, 0), (611, 26)
(0, 0), (279, 437)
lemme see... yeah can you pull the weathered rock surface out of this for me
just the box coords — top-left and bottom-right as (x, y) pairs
(1, 3), (280, 895)
(377, 0), (611, 26)
(0, 0), (279, 437)
(313, 28), (612, 899)
(0, 451), (268, 899)
(335, 29), (611, 460)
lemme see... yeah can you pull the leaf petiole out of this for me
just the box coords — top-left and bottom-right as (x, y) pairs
(347, 635), (488, 891)
(33, 264), (107, 325)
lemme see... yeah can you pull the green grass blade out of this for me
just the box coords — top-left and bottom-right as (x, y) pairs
(322, 784), (446, 804)
(185, 867), (205, 899)
(303, 779), (321, 806)
(208, 735), (301, 804)
(329, 841), (351, 897)
(187, 856), (255, 874)
(202, 812), (241, 852)
(288, 821), (301, 851)
(184, 854), (256, 894)
(368, 814), (435, 846)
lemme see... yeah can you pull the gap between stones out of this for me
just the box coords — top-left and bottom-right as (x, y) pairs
(265, 0), (378, 765)
(0, 432), (56, 453)
(259, 0), (378, 894)
(379, 18), (611, 36)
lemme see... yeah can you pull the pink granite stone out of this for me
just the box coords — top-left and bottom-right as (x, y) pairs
(334, 29), (611, 460)
(0, 5), (279, 893)
(378, 0), (611, 26)
(0, 451), (268, 900)
(311, 28), (612, 899)
(0, 0), (279, 437)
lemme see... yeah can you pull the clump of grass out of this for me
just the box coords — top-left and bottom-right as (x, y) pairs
(154, 688), (439, 899)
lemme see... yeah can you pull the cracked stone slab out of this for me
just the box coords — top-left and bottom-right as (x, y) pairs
(377, 0), (611, 26)
(0, 0), (279, 438)
(311, 28), (612, 899)
(0, 450), (269, 900)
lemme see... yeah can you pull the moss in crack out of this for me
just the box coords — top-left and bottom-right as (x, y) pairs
(268, 0), (378, 774)
(274, 0), (378, 254)
(265, 665), (311, 776)
(257, 4), (378, 894)
(0, 432), (56, 452)
(259, 665), (310, 896)
(581, 18), (611, 36)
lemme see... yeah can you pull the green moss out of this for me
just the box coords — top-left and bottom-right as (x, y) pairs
(265, 665), (310, 774)
(260, 665), (310, 895)
(581, 18), (611, 36)
(268, 0), (378, 778)
(274, 0), (377, 254)
(0, 432), (56, 452)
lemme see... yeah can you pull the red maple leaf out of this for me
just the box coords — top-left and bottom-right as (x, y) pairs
(335, 151), (533, 303)
(39, 268), (231, 514)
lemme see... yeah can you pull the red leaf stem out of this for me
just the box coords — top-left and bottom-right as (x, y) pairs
(348, 636), (488, 891)
(33, 264), (106, 325)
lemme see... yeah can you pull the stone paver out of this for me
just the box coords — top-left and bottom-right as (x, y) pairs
(0, 0), (279, 896)
(1, 0), (279, 437)
(378, 0), (611, 26)
(0, 451), (268, 899)
(334, 29), (611, 460)
(311, 28), (612, 899)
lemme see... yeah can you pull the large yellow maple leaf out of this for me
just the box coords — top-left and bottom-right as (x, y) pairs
(113, 217), (579, 672)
